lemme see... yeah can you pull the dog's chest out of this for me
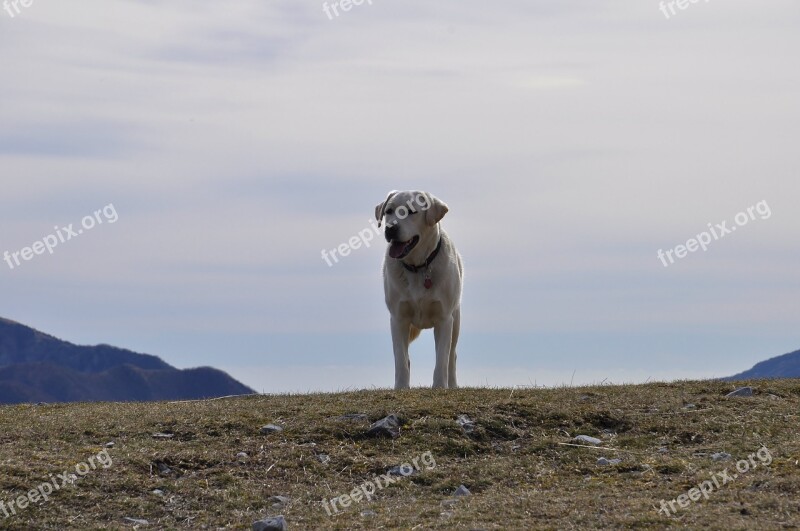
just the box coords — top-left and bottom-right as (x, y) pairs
(399, 298), (445, 329)
(396, 281), (446, 329)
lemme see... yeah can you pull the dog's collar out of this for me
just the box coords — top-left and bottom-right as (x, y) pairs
(400, 237), (442, 273)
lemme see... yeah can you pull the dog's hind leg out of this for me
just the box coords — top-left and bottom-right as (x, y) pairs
(432, 316), (454, 389)
(448, 307), (460, 389)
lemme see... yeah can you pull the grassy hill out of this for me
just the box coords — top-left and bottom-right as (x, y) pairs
(1, 379), (799, 529)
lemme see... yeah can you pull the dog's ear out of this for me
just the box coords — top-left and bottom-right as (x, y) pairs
(424, 194), (449, 226)
(375, 190), (398, 228)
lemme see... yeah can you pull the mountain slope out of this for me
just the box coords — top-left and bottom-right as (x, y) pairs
(0, 318), (255, 404)
(0, 317), (171, 372)
(727, 348), (800, 380)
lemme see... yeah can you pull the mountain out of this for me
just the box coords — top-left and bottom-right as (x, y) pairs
(726, 348), (800, 380)
(0, 317), (255, 404)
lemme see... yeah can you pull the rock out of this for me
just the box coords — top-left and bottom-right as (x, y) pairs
(236, 452), (248, 460)
(151, 489), (164, 496)
(657, 447), (669, 454)
(267, 495), (290, 507)
(388, 464), (417, 477)
(360, 510), (377, 517)
(726, 387), (753, 398)
(123, 517), (149, 526)
(151, 433), (174, 440)
(260, 424), (284, 435)
(155, 461), (172, 475)
(683, 404), (696, 409)
(252, 515), (287, 531)
(456, 414), (476, 435)
(453, 484), (471, 496)
(316, 454), (330, 464)
(338, 413), (369, 422)
(105, 441), (115, 448)
(365, 414), (400, 438)
(711, 452), (732, 461)
(573, 435), (602, 445)
(597, 457), (621, 466)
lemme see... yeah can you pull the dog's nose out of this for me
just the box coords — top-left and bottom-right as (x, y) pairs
(385, 224), (398, 242)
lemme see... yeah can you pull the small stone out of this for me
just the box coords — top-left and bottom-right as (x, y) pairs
(360, 510), (377, 517)
(365, 414), (400, 438)
(123, 517), (149, 526)
(726, 387), (753, 398)
(387, 464), (417, 477)
(456, 414), (476, 435)
(155, 461), (171, 475)
(267, 495), (291, 507)
(597, 457), (621, 466)
(573, 435), (602, 445)
(453, 484), (471, 496)
(105, 442), (115, 448)
(260, 424), (284, 435)
(316, 454), (330, 464)
(683, 404), (696, 409)
(236, 452), (248, 460)
(337, 413), (369, 422)
(151, 433), (174, 439)
(657, 447), (669, 454)
(712, 452), (732, 461)
(252, 516), (288, 531)
(151, 489), (164, 496)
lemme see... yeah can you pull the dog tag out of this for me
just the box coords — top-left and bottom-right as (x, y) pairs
(424, 277), (432, 289)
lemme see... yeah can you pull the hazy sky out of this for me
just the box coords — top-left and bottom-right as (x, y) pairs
(1, 0), (798, 393)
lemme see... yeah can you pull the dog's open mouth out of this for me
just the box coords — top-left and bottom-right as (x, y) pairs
(388, 235), (420, 259)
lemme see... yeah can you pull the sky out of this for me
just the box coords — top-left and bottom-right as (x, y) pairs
(1, 0), (798, 393)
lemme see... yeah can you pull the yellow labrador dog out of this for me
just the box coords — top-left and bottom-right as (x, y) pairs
(375, 190), (464, 389)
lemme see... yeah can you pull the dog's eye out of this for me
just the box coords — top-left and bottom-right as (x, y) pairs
(385, 208), (394, 216)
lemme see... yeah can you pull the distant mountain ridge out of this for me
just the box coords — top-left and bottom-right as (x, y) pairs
(726, 348), (800, 381)
(0, 318), (255, 404)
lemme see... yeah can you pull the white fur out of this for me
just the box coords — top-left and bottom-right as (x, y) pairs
(375, 190), (464, 389)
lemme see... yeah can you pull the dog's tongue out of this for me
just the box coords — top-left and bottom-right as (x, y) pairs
(389, 241), (408, 259)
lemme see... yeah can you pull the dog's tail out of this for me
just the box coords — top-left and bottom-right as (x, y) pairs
(409, 325), (421, 343)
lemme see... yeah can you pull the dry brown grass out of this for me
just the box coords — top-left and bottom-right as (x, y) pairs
(1, 379), (799, 529)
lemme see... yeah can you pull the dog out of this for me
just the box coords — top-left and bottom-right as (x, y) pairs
(375, 190), (464, 389)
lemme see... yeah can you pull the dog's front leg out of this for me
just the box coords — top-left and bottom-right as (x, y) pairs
(390, 317), (411, 389)
(432, 316), (454, 389)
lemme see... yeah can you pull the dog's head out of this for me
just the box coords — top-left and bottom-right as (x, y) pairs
(374, 190), (448, 260)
